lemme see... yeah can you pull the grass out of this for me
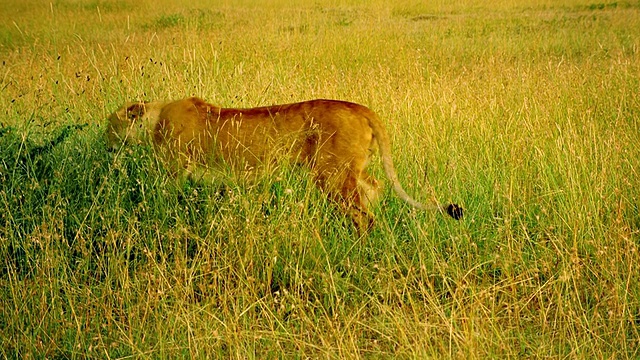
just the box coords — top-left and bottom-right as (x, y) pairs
(1, 0), (639, 358)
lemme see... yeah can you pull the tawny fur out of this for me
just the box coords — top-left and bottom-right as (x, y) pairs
(106, 97), (462, 231)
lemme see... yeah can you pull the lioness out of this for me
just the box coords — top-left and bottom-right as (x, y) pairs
(106, 97), (462, 231)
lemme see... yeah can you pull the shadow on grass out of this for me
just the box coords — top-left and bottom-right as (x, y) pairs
(0, 124), (212, 280)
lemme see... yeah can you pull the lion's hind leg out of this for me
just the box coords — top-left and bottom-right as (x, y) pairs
(313, 162), (377, 234)
(357, 172), (382, 209)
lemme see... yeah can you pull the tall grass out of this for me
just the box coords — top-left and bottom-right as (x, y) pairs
(1, 0), (639, 357)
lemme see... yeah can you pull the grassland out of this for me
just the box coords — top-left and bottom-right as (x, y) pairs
(1, 0), (639, 358)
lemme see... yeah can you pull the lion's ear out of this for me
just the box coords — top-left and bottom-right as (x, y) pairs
(126, 102), (146, 121)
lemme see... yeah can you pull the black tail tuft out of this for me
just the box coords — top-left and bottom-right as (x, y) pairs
(446, 204), (463, 220)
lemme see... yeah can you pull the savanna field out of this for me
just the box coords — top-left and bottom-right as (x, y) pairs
(1, 0), (639, 358)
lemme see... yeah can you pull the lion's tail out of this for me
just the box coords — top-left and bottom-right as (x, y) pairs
(366, 110), (463, 219)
